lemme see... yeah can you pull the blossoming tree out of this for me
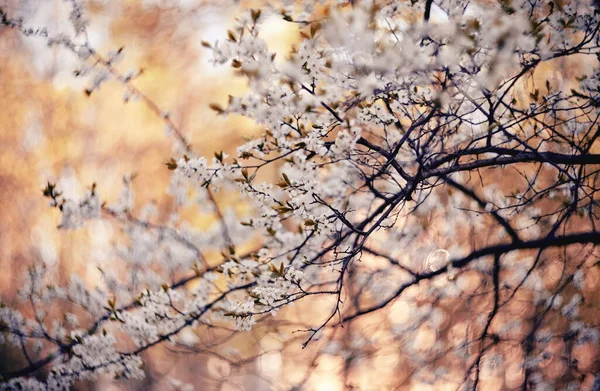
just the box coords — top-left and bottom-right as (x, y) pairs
(1, 0), (600, 389)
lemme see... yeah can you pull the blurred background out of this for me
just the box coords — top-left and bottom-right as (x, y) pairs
(0, 0), (303, 389)
(0, 0), (299, 292)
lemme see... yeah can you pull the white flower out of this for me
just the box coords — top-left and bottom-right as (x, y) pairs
(573, 269), (585, 290)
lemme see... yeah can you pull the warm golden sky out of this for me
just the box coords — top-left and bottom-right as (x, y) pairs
(0, 0), (298, 289)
